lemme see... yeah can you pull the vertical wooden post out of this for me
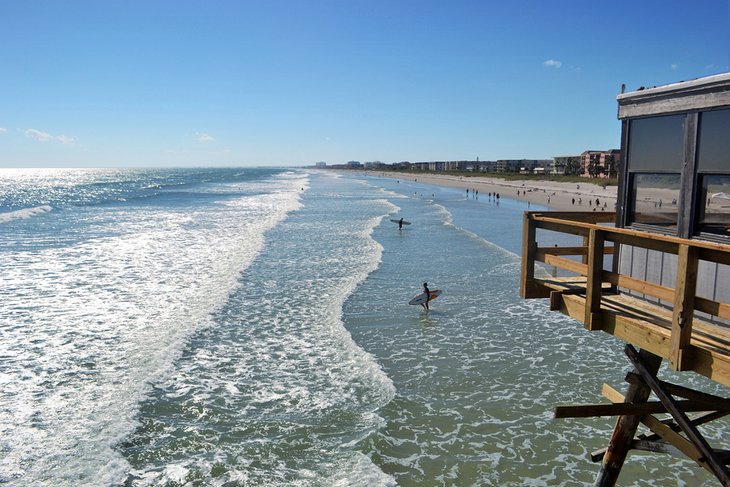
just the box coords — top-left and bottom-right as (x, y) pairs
(594, 348), (662, 487)
(670, 243), (698, 371)
(585, 228), (605, 330)
(582, 235), (590, 265)
(520, 212), (537, 298)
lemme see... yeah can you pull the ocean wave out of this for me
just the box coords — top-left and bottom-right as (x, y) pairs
(0, 205), (53, 224)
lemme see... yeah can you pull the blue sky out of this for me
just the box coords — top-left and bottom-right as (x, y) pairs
(1, 0), (728, 167)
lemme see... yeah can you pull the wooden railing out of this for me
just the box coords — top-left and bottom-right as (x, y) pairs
(521, 211), (730, 372)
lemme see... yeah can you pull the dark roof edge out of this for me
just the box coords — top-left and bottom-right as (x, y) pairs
(617, 73), (730, 101)
(617, 72), (730, 119)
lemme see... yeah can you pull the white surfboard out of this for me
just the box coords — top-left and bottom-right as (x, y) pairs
(408, 289), (442, 305)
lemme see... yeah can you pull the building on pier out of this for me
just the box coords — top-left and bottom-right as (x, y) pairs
(521, 73), (730, 485)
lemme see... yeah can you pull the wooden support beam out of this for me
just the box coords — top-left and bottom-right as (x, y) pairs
(595, 383), (710, 471)
(631, 438), (688, 458)
(543, 254), (588, 275)
(625, 344), (730, 485)
(585, 229), (605, 330)
(601, 383), (624, 403)
(694, 296), (730, 322)
(639, 414), (714, 474)
(604, 381), (730, 465)
(670, 244), (699, 371)
(536, 245), (615, 258)
(533, 219), (590, 237)
(601, 270), (676, 302)
(594, 348), (662, 487)
(625, 372), (730, 407)
(639, 411), (730, 442)
(520, 212), (538, 298)
(549, 291), (562, 311)
(554, 399), (727, 419)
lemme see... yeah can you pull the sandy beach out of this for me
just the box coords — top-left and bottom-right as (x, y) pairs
(375, 172), (618, 212)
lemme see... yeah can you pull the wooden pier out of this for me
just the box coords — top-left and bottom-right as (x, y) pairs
(520, 210), (730, 485)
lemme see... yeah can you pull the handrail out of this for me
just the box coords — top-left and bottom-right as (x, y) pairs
(521, 211), (730, 372)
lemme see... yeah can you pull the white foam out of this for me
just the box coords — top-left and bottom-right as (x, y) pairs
(0, 172), (308, 485)
(0, 205), (53, 224)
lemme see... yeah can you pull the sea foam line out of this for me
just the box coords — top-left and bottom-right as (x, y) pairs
(0, 205), (53, 224)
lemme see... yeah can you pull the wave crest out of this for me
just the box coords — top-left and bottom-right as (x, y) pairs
(0, 205), (53, 224)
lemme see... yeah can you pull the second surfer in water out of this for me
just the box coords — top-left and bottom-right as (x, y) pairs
(422, 282), (430, 310)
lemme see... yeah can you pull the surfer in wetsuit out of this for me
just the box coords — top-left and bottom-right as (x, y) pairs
(398, 218), (404, 230)
(422, 282), (431, 310)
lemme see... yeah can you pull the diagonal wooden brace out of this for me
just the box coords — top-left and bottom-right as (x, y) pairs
(625, 344), (730, 485)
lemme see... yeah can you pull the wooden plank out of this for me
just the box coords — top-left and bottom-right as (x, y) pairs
(670, 244), (699, 371)
(700, 248), (730, 267)
(602, 383), (624, 403)
(631, 438), (689, 459)
(597, 384), (724, 473)
(687, 347), (730, 390)
(561, 293), (673, 358)
(520, 212), (537, 298)
(530, 211), (616, 224)
(640, 411), (730, 442)
(537, 245), (615, 258)
(542, 254), (588, 275)
(678, 113), (698, 239)
(554, 399), (727, 419)
(585, 229), (605, 330)
(549, 291), (562, 311)
(640, 415), (708, 470)
(537, 246), (588, 258)
(534, 219), (590, 237)
(618, 90), (730, 119)
(625, 344), (730, 484)
(625, 372), (730, 407)
(533, 212), (730, 255)
(695, 296), (730, 322)
(607, 232), (679, 255)
(594, 348), (662, 487)
(602, 270), (676, 302)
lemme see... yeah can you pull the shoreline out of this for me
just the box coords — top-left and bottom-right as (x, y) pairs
(369, 172), (618, 212)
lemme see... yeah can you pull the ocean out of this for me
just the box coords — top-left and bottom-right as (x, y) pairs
(0, 168), (724, 486)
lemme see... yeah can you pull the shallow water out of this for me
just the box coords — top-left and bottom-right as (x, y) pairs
(0, 168), (725, 486)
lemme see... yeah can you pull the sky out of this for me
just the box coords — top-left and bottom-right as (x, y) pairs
(1, 0), (728, 168)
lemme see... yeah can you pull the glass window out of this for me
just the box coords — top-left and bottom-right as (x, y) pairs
(628, 114), (685, 171)
(698, 109), (730, 172)
(629, 173), (681, 229)
(696, 174), (730, 237)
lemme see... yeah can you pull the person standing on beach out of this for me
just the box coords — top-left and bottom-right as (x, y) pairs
(422, 282), (431, 310)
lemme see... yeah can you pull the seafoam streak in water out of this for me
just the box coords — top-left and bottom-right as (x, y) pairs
(0, 168), (307, 485)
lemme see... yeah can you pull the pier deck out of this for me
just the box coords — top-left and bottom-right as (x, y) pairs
(520, 211), (730, 485)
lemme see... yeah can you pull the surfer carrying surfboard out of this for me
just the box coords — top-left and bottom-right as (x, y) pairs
(398, 218), (404, 230)
(422, 282), (430, 310)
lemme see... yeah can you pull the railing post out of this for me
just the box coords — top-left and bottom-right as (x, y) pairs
(520, 212), (537, 298)
(670, 243), (698, 371)
(585, 228), (605, 330)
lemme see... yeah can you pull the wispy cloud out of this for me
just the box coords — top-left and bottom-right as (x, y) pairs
(197, 132), (215, 142)
(25, 128), (77, 146)
(543, 59), (562, 69)
(0, 127), (7, 133)
(671, 63), (679, 70)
